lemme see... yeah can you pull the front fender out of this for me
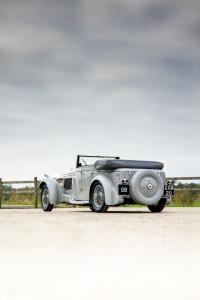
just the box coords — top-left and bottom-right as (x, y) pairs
(39, 177), (62, 205)
(90, 175), (123, 205)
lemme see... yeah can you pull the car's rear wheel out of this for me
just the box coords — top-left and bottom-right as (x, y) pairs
(89, 182), (109, 213)
(41, 186), (54, 212)
(147, 198), (166, 213)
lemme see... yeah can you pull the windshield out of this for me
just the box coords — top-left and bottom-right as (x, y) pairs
(76, 155), (119, 168)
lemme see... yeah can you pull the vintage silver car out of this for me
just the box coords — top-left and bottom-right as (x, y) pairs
(39, 155), (174, 213)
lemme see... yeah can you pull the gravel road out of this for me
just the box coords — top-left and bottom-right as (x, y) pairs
(0, 207), (200, 300)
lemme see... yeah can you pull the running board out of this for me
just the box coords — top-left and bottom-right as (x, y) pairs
(62, 194), (89, 205)
(68, 200), (89, 205)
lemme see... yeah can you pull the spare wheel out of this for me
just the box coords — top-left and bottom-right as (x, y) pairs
(130, 170), (164, 205)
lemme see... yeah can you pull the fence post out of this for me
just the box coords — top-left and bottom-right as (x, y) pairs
(34, 177), (38, 208)
(0, 178), (2, 209)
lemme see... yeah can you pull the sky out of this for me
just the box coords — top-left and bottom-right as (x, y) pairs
(0, 0), (200, 180)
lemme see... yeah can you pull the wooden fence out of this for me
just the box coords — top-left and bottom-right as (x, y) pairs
(0, 176), (199, 209)
(0, 177), (38, 209)
(167, 177), (200, 191)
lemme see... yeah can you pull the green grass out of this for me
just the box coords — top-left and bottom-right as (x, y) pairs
(190, 200), (200, 207)
(2, 193), (200, 208)
(169, 200), (200, 207)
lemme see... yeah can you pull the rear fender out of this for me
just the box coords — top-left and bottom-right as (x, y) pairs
(90, 175), (123, 205)
(39, 177), (62, 205)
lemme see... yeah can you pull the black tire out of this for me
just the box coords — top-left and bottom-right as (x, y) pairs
(148, 198), (166, 213)
(89, 181), (109, 213)
(41, 186), (54, 212)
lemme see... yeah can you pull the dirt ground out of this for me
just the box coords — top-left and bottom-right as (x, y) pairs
(0, 207), (200, 300)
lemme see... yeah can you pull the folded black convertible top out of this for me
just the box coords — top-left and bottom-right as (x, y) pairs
(94, 159), (164, 170)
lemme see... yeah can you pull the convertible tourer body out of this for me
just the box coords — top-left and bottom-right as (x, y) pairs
(39, 155), (174, 213)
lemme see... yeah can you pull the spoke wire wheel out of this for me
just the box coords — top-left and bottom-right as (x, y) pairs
(41, 186), (54, 212)
(42, 187), (49, 209)
(89, 182), (108, 213)
(93, 184), (105, 209)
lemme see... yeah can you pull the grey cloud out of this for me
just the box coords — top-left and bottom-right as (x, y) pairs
(0, 0), (200, 178)
(143, 2), (179, 21)
(1, 0), (200, 91)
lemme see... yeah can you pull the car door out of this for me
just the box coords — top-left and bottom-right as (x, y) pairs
(79, 166), (94, 200)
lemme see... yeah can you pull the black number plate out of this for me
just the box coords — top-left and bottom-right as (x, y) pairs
(164, 184), (174, 196)
(118, 185), (129, 195)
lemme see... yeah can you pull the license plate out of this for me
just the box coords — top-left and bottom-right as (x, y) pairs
(118, 185), (129, 195)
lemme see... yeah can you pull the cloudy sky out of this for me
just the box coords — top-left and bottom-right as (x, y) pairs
(0, 0), (200, 180)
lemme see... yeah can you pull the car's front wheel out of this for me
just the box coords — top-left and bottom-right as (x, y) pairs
(41, 186), (54, 212)
(89, 182), (109, 213)
(147, 198), (166, 213)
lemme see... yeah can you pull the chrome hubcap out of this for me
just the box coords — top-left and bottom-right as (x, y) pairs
(93, 185), (105, 208)
(147, 183), (153, 190)
(139, 177), (158, 198)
